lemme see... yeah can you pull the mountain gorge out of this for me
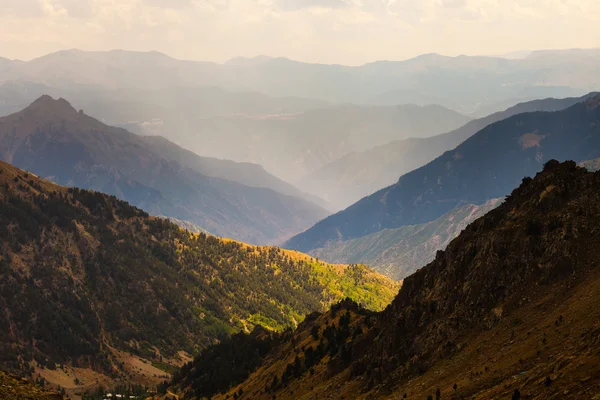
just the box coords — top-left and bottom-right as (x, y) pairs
(287, 95), (600, 252)
(0, 95), (330, 244)
(0, 160), (398, 387)
(178, 160), (600, 400)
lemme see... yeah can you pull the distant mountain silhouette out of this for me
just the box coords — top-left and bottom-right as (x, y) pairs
(0, 95), (329, 244)
(286, 95), (600, 252)
(169, 104), (470, 183)
(298, 93), (599, 210)
(2, 49), (599, 114)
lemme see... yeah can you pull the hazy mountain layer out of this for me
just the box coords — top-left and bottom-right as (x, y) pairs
(310, 198), (503, 280)
(138, 103), (471, 183)
(286, 95), (600, 252)
(140, 135), (331, 210)
(0, 95), (330, 244)
(1, 49), (599, 114)
(298, 93), (599, 210)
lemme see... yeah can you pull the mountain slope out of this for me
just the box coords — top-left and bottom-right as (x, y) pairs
(0, 160), (398, 381)
(154, 103), (471, 183)
(310, 198), (503, 280)
(298, 92), (599, 210)
(286, 95), (600, 252)
(140, 135), (331, 210)
(194, 160), (600, 399)
(0, 95), (330, 245)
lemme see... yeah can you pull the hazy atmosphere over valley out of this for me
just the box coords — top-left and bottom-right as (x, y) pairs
(0, 1), (599, 399)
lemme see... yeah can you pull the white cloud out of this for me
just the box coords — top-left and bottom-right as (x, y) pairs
(0, 0), (598, 63)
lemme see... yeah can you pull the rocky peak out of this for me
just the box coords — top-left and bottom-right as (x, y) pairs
(24, 95), (79, 120)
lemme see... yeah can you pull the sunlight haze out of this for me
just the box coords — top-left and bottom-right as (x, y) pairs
(1, 0), (599, 64)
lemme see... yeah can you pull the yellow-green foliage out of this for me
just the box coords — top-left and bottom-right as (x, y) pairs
(0, 161), (398, 375)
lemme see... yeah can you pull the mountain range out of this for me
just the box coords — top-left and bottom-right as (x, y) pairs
(297, 93), (599, 209)
(161, 103), (470, 184)
(0, 160), (397, 395)
(172, 160), (600, 399)
(286, 95), (600, 252)
(0, 95), (331, 244)
(0, 83), (471, 186)
(1, 49), (598, 114)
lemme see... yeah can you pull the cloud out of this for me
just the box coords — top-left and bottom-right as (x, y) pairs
(275, 0), (353, 11)
(0, 0), (598, 64)
(0, 0), (45, 17)
(50, 0), (94, 18)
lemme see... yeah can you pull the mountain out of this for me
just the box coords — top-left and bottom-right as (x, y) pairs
(298, 93), (600, 210)
(175, 160), (600, 399)
(0, 95), (331, 244)
(165, 104), (470, 183)
(139, 135), (331, 210)
(0, 85), (469, 187)
(3, 49), (599, 114)
(0, 82), (328, 122)
(0, 57), (19, 72)
(225, 55), (274, 66)
(309, 198), (503, 280)
(0, 160), (398, 388)
(286, 95), (600, 252)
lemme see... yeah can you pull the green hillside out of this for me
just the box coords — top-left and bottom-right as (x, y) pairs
(0, 161), (398, 380)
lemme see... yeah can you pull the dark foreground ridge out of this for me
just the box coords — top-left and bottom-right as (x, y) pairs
(173, 160), (600, 399)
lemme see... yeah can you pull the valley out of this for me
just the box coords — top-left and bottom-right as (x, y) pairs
(0, 160), (397, 399)
(0, 27), (599, 399)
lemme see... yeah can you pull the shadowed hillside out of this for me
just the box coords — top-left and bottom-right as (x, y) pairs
(287, 95), (600, 252)
(0, 95), (330, 245)
(298, 93), (598, 210)
(177, 160), (600, 399)
(310, 198), (503, 280)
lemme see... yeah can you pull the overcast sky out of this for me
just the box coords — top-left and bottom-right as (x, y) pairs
(1, 0), (599, 65)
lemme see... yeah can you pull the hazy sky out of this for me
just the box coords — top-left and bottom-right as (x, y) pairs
(1, 0), (599, 65)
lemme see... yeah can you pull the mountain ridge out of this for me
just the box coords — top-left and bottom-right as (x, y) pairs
(0, 95), (330, 245)
(286, 94), (600, 252)
(297, 92), (599, 209)
(309, 198), (503, 280)
(3, 48), (599, 114)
